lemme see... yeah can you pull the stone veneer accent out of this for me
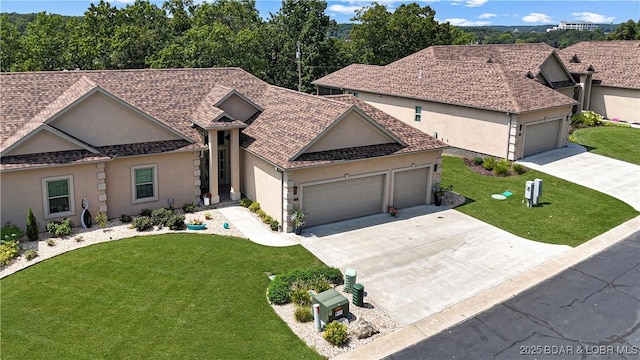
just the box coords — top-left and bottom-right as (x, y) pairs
(96, 162), (108, 213)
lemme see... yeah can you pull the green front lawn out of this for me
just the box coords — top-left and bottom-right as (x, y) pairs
(572, 126), (640, 165)
(442, 156), (638, 247)
(1, 235), (325, 360)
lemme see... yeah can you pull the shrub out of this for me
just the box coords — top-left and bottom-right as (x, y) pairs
(181, 202), (196, 213)
(95, 211), (108, 228)
(0, 240), (20, 266)
(323, 321), (348, 346)
(294, 306), (314, 323)
(311, 266), (344, 285)
(473, 157), (484, 165)
(24, 249), (38, 261)
(132, 216), (153, 232)
(47, 239), (56, 247)
(46, 218), (73, 238)
(494, 159), (511, 176)
(482, 157), (496, 171)
(291, 283), (312, 306)
(2, 222), (24, 243)
(204, 212), (213, 220)
(239, 198), (253, 208)
(512, 163), (527, 175)
(26, 208), (38, 241)
(310, 276), (332, 293)
(120, 214), (132, 223)
(248, 202), (261, 213)
(571, 110), (603, 127)
(256, 209), (267, 219)
(270, 220), (279, 231)
(139, 208), (153, 217)
(267, 277), (291, 305)
(75, 236), (84, 242)
(166, 214), (186, 230)
(151, 208), (173, 228)
(262, 215), (273, 224)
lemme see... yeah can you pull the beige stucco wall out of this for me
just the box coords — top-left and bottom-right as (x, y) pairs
(51, 93), (178, 146)
(590, 86), (640, 123)
(357, 91), (511, 158)
(240, 149), (283, 223)
(218, 96), (258, 122)
(306, 111), (393, 153)
(9, 130), (81, 156)
(1, 163), (101, 231)
(105, 151), (200, 217)
(541, 57), (570, 83)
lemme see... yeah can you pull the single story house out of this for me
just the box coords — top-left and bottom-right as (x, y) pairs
(313, 43), (580, 160)
(1, 68), (446, 232)
(560, 41), (640, 123)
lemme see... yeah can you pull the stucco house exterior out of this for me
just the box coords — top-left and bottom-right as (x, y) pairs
(560, 41), (640, 124)
(1, 68), (446, 232)
(313, 43), (580, 160)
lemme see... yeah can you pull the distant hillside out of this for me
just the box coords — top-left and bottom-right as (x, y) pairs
(2, 12), (81, 33)
(464, 24), (619, 34)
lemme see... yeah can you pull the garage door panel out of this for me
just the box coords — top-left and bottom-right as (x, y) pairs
(393, 168), (429, 208)
(524, 120), (561, 157)
(302, 175), (384, 227)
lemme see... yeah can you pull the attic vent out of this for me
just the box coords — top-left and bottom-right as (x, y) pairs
(418, 69), (423, 79)
(486, 58), (494, 64)
(569, 54), (580, 63)
(525, 71), (535, 79)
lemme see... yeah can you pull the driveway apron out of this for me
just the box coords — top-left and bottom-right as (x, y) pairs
(300, 206), (569, 327)
(518, 143), (640, 211)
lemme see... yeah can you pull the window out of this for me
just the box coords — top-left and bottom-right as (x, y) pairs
(42, 175), (75, 219)
(415, 106), (422, 122)
(132, 164), (158, 203)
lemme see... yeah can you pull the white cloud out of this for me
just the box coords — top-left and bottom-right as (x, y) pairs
(571, 12), (615, 23)
(327, 4), (362, 14)
(444, 18), (492, 26)
(522, 12), (554, 23)
(479, 13), (497, 19)
(111, 0), (136, 3)
(465, 0), (488, 7)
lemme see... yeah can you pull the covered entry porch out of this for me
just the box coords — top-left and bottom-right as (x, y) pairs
(199, 127), (242, 205)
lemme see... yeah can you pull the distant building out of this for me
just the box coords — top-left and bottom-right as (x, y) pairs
(547, 21), (599, 32)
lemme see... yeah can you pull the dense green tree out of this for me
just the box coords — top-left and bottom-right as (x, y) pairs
(20, 12), (72, 70)
(608, 19), (640, 40)
(79, 0), (121, 69)
(162, 0), (196, 37)
(0, 14), (23, 71)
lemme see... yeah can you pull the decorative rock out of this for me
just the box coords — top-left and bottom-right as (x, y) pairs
(348, 318), (379, 339)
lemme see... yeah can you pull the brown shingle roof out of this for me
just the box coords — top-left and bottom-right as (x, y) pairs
(314, 59), (576, 114)
(560, 41), (640, 89)
(2, 67), (443, 171)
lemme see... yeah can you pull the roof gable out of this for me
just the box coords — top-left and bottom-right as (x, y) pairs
(300, 107), (402, 156)
(2, 125), (98, 157)
(191, 85), (263, 129)
(561, 41), (640, 88)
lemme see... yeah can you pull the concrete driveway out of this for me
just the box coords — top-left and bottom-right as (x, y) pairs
(300, 205), (569, 327)
(518, 143), (640, 211)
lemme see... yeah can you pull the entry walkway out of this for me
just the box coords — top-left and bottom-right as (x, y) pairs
(217, 206), (300, 247)
(518, 143), (640, 211)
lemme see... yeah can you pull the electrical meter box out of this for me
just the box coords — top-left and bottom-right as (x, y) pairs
(312, 289), (349, 325)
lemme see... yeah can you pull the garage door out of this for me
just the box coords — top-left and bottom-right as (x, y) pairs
(524, 120), (561, 157)
(393, 168), (429, 208)
(302, 175), (384, 227)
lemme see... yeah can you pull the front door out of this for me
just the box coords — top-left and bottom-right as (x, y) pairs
(218, 148), (228, 185)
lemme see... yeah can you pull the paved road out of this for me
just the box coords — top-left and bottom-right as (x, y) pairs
(386, 231), (640, 360)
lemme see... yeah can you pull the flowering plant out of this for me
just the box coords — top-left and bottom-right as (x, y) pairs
(189, 218), (204, 225)
(290, 210), (306, 228)
(388, 206), (399, 217)
(203, 192), (212, 199)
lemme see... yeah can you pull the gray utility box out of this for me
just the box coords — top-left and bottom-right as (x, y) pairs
(312, 289), (349, 325)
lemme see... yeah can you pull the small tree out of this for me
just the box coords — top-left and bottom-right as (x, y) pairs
(26, 208), (38, 241)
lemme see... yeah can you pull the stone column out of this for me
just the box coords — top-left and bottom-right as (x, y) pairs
(97, 162), (108, 214)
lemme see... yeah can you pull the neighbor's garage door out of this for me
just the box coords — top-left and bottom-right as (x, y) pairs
(393, 168), (429, 208)
(302, 175), (384, 227)
(523, 120), (561, 157)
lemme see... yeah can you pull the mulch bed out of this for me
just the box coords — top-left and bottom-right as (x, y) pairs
(462, 157), (526, 177)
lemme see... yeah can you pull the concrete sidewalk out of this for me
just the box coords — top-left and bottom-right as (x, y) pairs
(333, 214), (640, 360)
(217, 206), (300, 247)
(518, 143), (640, 211)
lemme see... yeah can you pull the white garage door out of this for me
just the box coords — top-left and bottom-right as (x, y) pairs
(393, 168), (429, 208)
(302, 175), (384, 227)
(524, 120), (561, 157)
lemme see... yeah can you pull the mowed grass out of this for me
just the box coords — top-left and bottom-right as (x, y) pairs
(1, 234), (325, 360)
(572, 126), (640, 165)
(442, 156), (638, 247)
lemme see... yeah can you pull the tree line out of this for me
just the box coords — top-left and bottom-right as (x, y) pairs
(1, 0), (637, 92)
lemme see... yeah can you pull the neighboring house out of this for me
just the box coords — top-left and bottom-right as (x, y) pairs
(560, 41), (640, 123)
(313, 43), (578, 160)
(1, 68), (446, 232)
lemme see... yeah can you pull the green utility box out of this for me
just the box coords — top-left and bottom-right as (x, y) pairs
(344, 268), (357, 293)
(312, 289), (349, 325)
(352, 283), (364, 307)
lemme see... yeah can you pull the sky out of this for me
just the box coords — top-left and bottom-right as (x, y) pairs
(0, 0), (637, 26)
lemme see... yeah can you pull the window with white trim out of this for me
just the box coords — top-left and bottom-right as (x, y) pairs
(131, 164), (158, 203)
(415, 106), (422, 122)
(42, 175), (75, 219)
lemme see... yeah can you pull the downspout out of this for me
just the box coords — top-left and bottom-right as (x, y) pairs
(506, 112), (512, 160)
(275, 166), (284, 231)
